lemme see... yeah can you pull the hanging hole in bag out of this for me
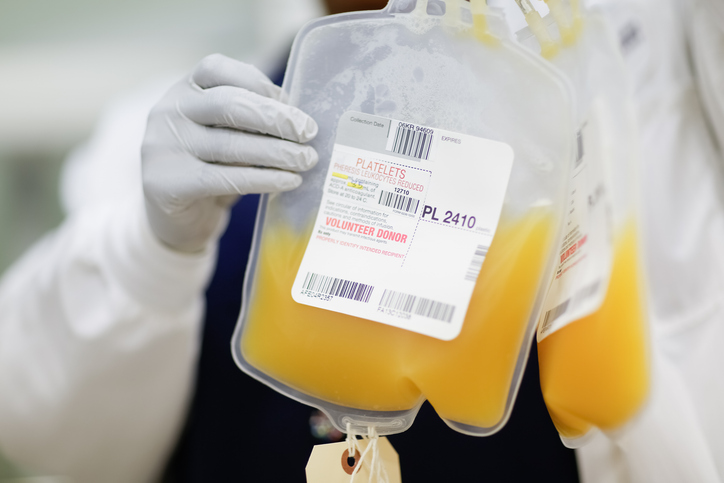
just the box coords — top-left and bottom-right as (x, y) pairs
(427, 0), (446, 15)
(388, 0), (416, 13)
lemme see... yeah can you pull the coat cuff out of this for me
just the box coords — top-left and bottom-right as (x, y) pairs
(100, 197), (217, 311)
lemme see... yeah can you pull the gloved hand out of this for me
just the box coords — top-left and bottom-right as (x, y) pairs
(142, 53), (319, 252)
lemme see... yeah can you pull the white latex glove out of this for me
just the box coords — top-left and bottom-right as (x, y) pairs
(142, 53), (319, 252)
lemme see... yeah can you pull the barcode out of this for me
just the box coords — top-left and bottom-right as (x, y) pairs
(575, 127), (585, 167)
(465, 244), (489, 282)
(378, 190), (420, 214)
(576, 280), (601, 301)
(390, 123), (433, 160)
(302, 272), (374, 303)
(379, 289), (455, 323)
(541, 299), (570, 333)
(541, 280), (602, 333)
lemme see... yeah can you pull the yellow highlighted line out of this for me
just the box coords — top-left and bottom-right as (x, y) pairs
(347, 182), (363, 190)
(332, 172), (348, 180)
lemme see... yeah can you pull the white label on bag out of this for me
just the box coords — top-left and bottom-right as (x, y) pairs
(291, 111), (513, 341)
(537, 103), (614, 340)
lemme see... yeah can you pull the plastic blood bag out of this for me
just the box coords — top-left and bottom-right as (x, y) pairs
(517, 4), (650, 445)
(233, 0), (576, 436)
(539, 223), (648, 442)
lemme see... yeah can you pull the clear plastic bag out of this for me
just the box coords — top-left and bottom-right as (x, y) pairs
(232, 0), (575, 436)
(517, 4), (650, 447)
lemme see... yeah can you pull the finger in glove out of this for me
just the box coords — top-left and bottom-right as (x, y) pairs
(167, 121), (319, 172)
(191, 53), (284, 100)
(179, 85), (318, 143)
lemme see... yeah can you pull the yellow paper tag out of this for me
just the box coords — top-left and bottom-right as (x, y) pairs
(306, 437), (402, 483)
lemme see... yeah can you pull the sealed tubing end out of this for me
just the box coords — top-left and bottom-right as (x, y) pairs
(524, 10), (559, 58)
(470, 0), (499, 45)
(569, 0), (584, 37)
(545, 0), (575, 45)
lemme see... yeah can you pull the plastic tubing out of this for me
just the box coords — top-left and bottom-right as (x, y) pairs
(569, 0), (583, 36)
(515, 0), (559, 58)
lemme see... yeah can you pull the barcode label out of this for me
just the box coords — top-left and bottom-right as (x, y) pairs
(465, 244), (489, 281)
(378, 190), (420, 214)
(293, 111), (515, 340)
(541, 280), (602, 333)
(390, 123), (433, 160)
(379, 289), (455, 323)
(576, 279), (601, 301)
(302, 272), (374, 303)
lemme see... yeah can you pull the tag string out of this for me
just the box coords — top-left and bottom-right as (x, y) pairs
(346, 422), (358, 467)
(347, 425), (389, 483)
(367, 426), (389, 483)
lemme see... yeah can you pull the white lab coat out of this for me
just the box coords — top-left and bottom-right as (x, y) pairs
(0, 0), (723, 481)
(577, 0), (724, 481)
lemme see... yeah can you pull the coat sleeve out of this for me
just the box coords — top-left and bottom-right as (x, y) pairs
(0, 83), (216, 483)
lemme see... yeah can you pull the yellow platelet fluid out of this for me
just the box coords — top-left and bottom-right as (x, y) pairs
(538, 221), (650, 438)
(241, 208), (554, 428)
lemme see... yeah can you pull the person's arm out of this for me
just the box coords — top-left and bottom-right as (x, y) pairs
(0, 198), (215, 483)
(577, 354), (721, 483)
(0, 54), (318, 483)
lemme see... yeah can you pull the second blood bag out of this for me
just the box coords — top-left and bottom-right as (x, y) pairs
(232, 0), (576, 436)
(518, 5), (650, 446)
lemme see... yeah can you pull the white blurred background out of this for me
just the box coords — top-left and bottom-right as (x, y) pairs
(0, 0), (324, 275)
(0, 0), (322, 476)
